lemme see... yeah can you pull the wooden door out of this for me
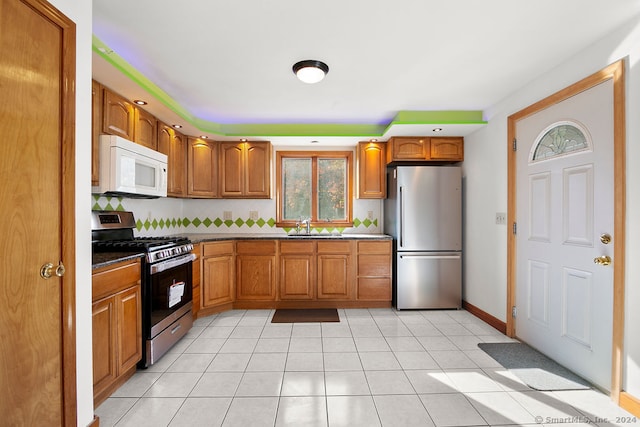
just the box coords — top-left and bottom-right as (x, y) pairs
(236, 256), (277, 300)
(317, 255), (350, 299)
(0, 0), (76, 424)
(220, 142), (244, 197)
(134, 107), (157, 150)
(188, 137), (218, 198)
(245, 142), (271, 198)
(91, 80), (102, 186)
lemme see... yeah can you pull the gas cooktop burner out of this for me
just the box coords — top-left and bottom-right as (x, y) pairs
(92, 236), (191, 251)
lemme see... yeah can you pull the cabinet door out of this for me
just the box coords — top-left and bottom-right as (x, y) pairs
(202, 255), (235, 307)
(192, 248), (201, 315)
(134, 108), (157, 150)
(92, 297), (116, 399)
(220, 142), (244, 197)
(116, 286), (142, 373)
(236, 255), (276, 300)
(279, 241), (315, 300)
(317, 254), (351, 299)
(102, 88), (135, 140)
(429, 137), (464, 161)
(357, 141), (386, 198)
(389, 137), (427, 160)
(188, 137), (218, 198)
(245, 142), (271, 198)
(158, 122), (187, 197)
(91, 80), (102, 186)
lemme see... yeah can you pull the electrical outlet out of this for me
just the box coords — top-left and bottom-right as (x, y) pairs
(223, 211), (232, 221)
(367, 210), (374, 220)
(249, 210), (259, 220)
(495, 212), (507, 225)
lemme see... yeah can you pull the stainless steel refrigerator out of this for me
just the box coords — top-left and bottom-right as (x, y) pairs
(384, 166), (462, 309)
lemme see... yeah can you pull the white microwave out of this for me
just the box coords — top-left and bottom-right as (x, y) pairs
(94, 135), (168, 198)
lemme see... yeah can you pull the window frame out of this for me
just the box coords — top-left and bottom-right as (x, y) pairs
(276, 150), (354, 228)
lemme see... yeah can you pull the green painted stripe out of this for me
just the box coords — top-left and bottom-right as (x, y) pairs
(93, 36), (486, 137)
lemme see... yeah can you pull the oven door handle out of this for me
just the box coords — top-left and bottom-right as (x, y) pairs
(149, 253), (196, 275)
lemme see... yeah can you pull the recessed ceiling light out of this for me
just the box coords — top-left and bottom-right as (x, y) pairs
(293, 60), (329, 84)
(310, 140), (320, 144)
(133, 99), (147, 105)
(370, 139), (378, 142)
(433, 128), (443, 132)
(240, 138), (248, 142)
(172, 124), (182, 129)
(200, 135), (208, 139)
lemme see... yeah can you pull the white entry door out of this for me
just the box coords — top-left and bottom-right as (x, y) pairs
(515, 79), (614, 391)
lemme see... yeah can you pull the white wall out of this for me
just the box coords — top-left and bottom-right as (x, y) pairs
(47, 0), (94, 425)
(462, 13), (640, 396)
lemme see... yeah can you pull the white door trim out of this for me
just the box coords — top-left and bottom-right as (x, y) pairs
(507, 60), (626, 401)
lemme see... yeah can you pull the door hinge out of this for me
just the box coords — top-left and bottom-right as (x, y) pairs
(512, 306), (517, 318)
(512, 138), (517, 151)
(512, 222), (517, 235)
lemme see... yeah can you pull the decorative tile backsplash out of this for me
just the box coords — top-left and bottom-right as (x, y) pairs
(92, 195), (380, 234)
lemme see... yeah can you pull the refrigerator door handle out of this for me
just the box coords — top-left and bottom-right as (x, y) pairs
(400, 254), (461, 260)
(399, 186), (404, 248)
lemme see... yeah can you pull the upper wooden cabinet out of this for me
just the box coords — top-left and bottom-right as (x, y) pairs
(220, 141), (271, 198)
(429, 137), (464, 161)
(357, 141), (386, 199)
(157, 121), (187, 197)
(187, 137), (218, 198)
(134, 108), (157, 150)
(102, 88), (135, 141)
(386, 136), (464, 162)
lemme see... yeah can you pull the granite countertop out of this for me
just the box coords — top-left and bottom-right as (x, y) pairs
(182, 233), (392, 244)
(92, 251), (144, 270)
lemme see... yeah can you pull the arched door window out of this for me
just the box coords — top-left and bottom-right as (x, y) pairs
(530, 121), (591, 162)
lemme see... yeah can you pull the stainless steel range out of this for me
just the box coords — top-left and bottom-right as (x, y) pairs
(92, 210), (195, 368)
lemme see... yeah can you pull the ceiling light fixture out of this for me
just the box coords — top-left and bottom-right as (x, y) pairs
(293, 60), (329, 84)
(172, 124), (182, 129)
(433, 128), (443, 132)
(133, 99), (147, 105)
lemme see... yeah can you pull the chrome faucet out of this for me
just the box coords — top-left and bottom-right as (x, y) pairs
(300, 218), (311, 234)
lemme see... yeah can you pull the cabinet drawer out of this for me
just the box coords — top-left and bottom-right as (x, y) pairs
(357, 278), (391, 300)
(236, 240), (276, 255)
(92, 260), (141, 301)
(203, 241), (234, 257)
(358, 254), (391, 277)
(280, 241), (314, 254)
(357, 241), (391, 255)
(317, 241), (351, 254)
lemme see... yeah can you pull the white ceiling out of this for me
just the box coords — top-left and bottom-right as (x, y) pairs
(92, 0), (640, 146)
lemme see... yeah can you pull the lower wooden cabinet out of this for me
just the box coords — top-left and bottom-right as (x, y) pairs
(92, 259), (142, 407)
(280, 241), (315, 300)
(236, 241), (277, 300)
(317, 241), (354, 300)
(357, 241), (392, 300)
(202, 241), (235, 309)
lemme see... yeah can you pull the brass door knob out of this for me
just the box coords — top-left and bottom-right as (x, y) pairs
(600, 234), (612, 244)
(593, 255), (611, 266)
(40, 262), (65, 279)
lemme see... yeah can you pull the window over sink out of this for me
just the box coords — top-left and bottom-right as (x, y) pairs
(276, 150), (353, 228)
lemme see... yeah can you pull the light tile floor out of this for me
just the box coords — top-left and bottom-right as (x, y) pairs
(96, 308), (638, 426)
